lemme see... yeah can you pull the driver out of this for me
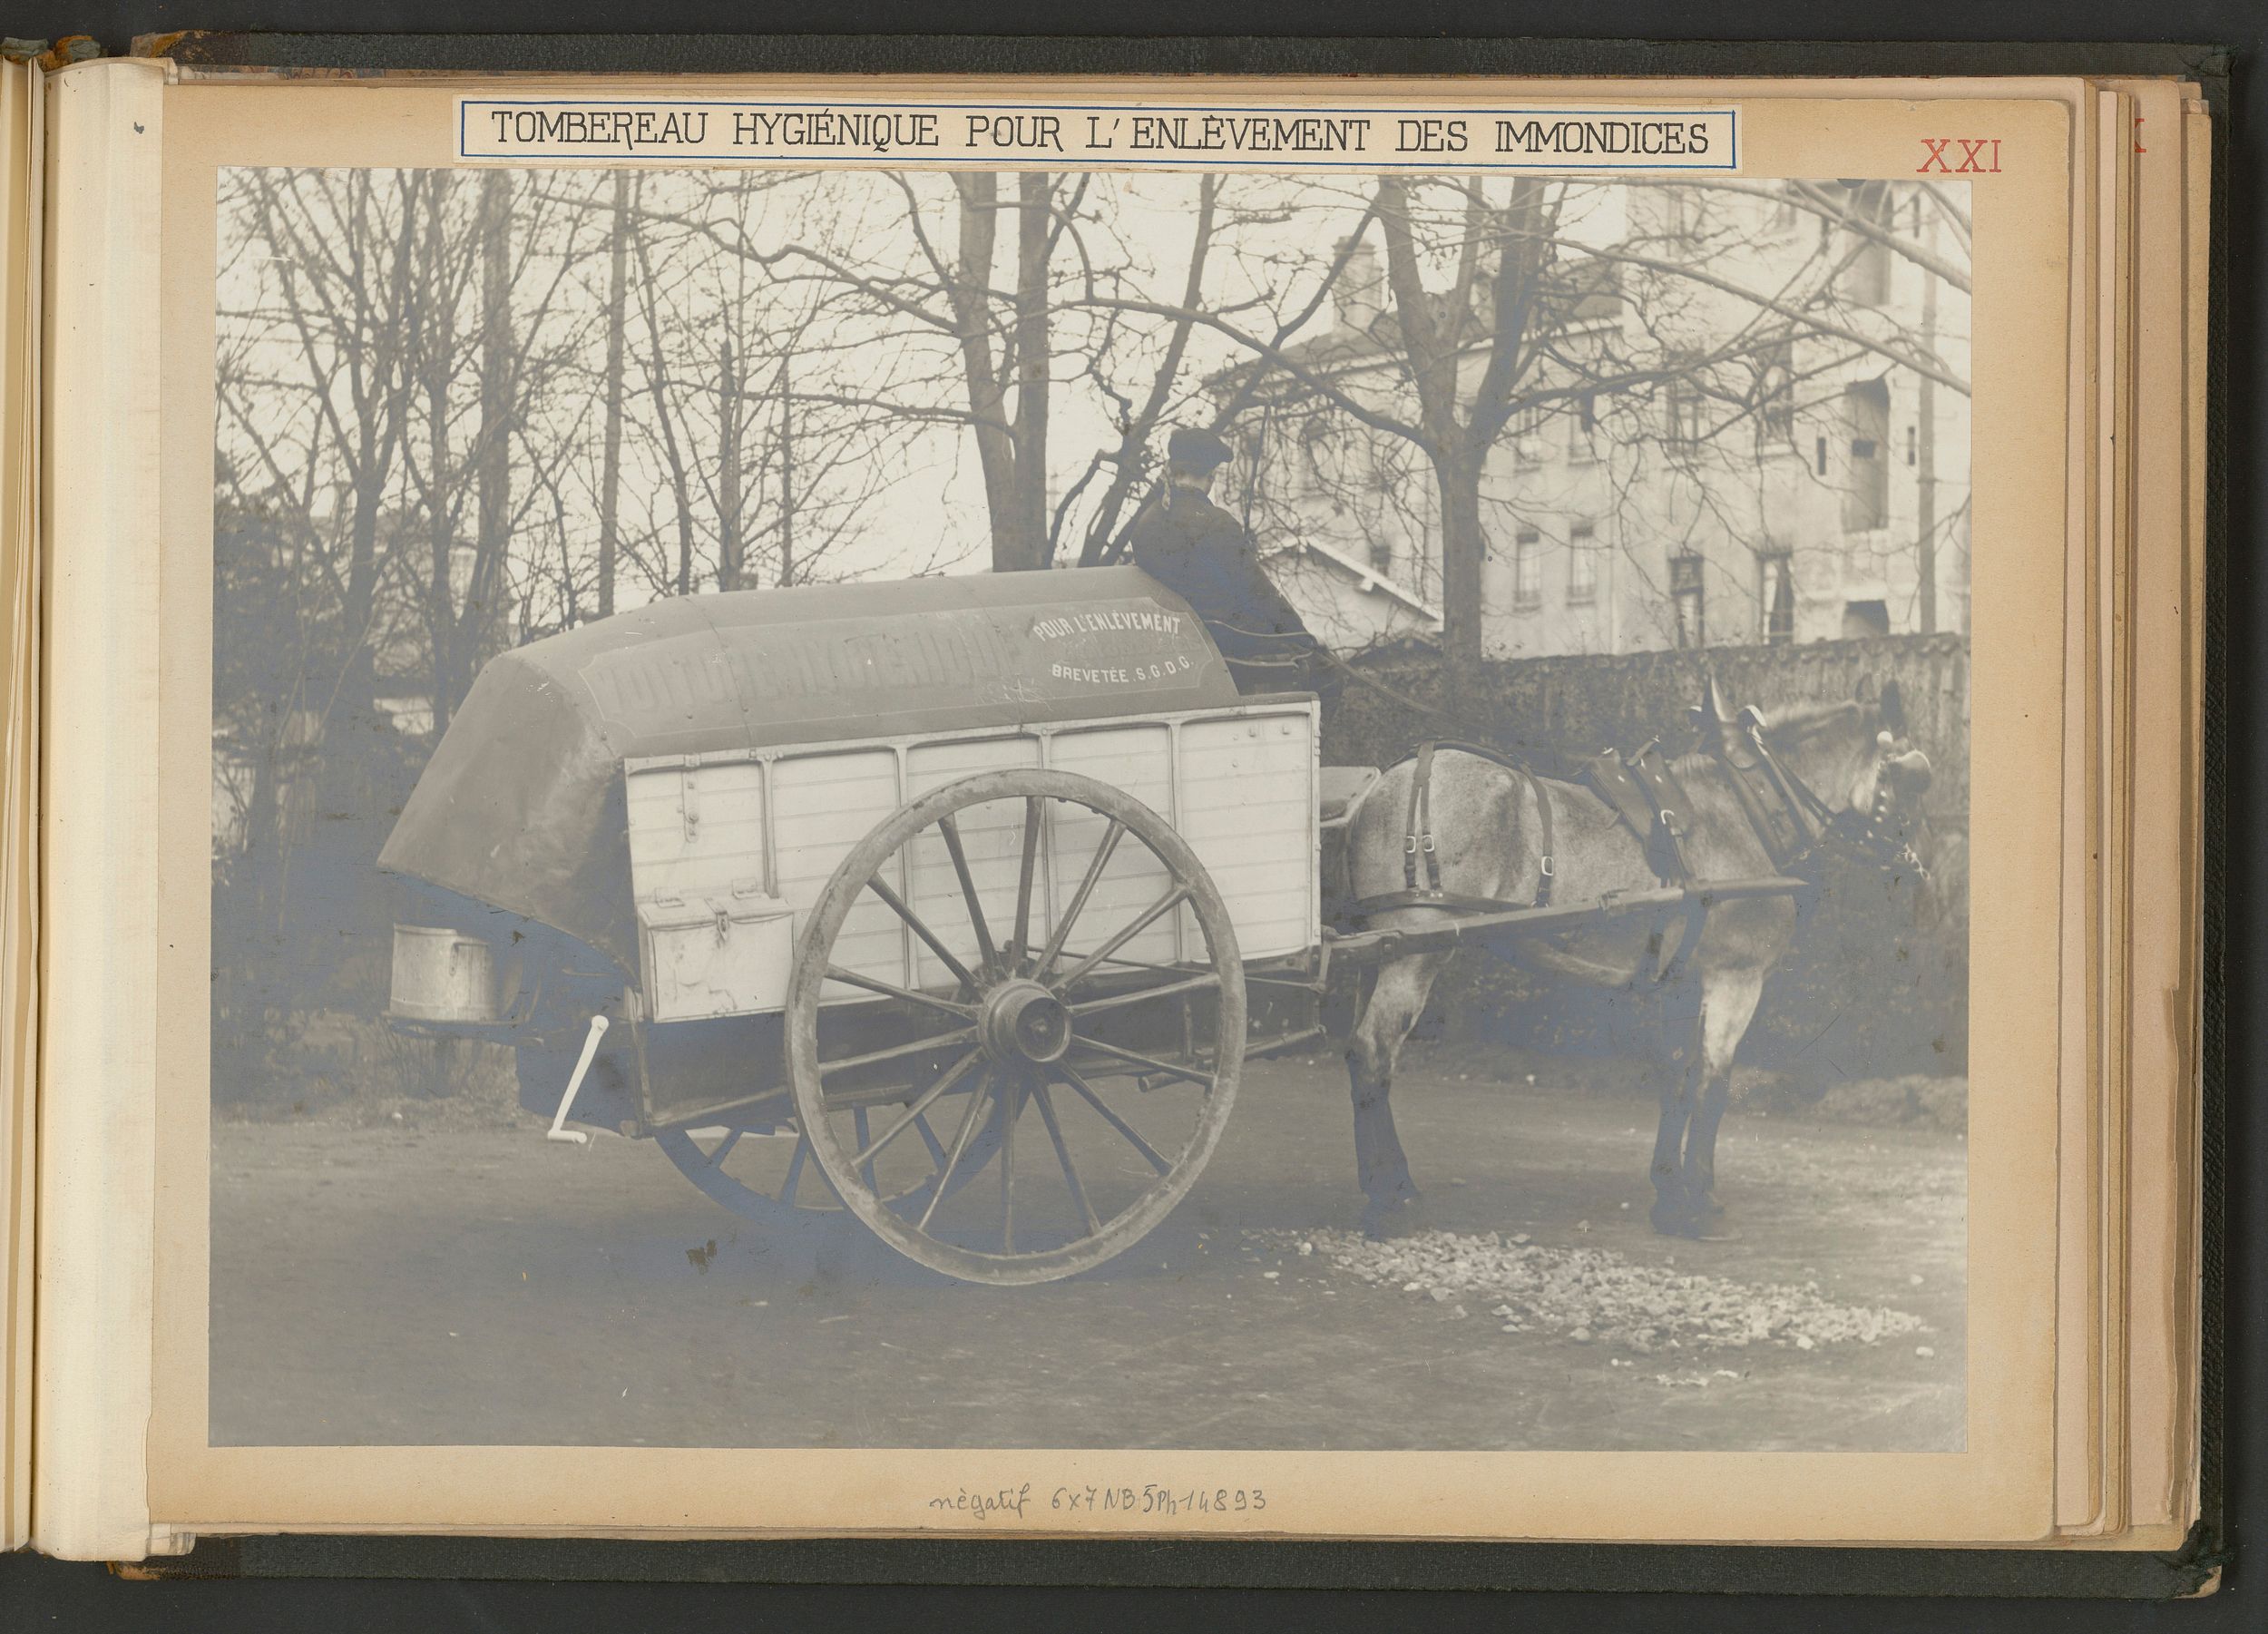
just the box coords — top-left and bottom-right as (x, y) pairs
(1123, 426), (1344, 725)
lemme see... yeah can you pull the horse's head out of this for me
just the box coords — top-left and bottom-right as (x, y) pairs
(1697, 676), (1934, 870)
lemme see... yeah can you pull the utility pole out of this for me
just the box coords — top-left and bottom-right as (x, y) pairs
(718, 336), (741, 591)
(1916, 204), (1939, 634)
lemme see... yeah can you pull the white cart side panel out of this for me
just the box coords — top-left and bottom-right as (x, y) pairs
(622, 758), (768, 906)
(770, 749), (904, 1003)
(624, 700), (1319, 1021)
(1043, 724), (1179, 968)
(903, 736), (1045, 992)
(1177, 708), (1316, 961)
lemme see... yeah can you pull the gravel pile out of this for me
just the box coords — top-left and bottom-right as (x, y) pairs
(1247, 1228), (1929, 1356)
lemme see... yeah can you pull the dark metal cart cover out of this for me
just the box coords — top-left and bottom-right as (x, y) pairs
(376, 567), (1237, 969)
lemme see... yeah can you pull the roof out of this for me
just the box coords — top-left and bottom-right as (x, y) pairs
(1263, 535), (1442, 624)
(377, 567), (1237, 968)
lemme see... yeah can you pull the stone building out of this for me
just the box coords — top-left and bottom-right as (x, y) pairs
(1215, 180), (1972, 659)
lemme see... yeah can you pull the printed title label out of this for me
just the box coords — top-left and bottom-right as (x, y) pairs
(456, 99), (1739, 172)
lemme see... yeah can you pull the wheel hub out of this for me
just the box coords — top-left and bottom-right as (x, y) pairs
(979, 979), (1071, 1065)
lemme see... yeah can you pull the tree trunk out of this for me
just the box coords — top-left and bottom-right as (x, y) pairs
(999, 171), (1052, 571)
(631, 225), (697, 596)
(717, 336), (742, 590)
(1435, 444), (1488, 711)
(458, 169), (513, 729)
(942, 174), (1021, 571)
(596, 170), (629, 619)
(422, 173), (457, 734)
(777, 355), (794, 587)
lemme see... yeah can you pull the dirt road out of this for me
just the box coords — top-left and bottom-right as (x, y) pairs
(210, 1049), (1966, 1452)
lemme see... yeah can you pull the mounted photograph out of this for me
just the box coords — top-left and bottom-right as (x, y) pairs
(206, 159), (1970, 1455)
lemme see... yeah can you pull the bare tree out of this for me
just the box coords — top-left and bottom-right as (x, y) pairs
(1070, 175), (1970, 698)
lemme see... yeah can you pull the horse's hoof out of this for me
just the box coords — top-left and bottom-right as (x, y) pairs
(1360, 1192), (1419, 1239)
(1649, 1197), (1706, 1238)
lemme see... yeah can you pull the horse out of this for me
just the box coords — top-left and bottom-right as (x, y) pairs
(1339, 674), (1935, 1239)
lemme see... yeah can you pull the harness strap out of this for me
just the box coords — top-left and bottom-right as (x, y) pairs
(1518, 764), (1555, 908)
(1624, 741), (1696, 883)
(1750, 728), (1835, 851)
(1718, 743), (1803, 872)
(1394, 741), (1553, 912)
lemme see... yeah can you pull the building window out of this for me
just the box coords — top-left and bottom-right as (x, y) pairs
(1511, 401), (1551, 465)
(1367, 533), (1394, 574)
(1840, 181), (1894, 308)
(1569, 393), (1599, 463)
(1666, 374), (1706, 445)
(1661, 186), (1704, 243)
(1757, 546), (1795, 645)
(1512, 528), (1543, 612)
(1842, 599), (1891, 639)
(1568, 521), (1598, 604)
(1842, 378), (1891, 532)
(1768, 184), (1801, 234)
(1670, 552), (1706, 648)
(1758, 340), (1795, 441)
(1815, 434), (1828, 476)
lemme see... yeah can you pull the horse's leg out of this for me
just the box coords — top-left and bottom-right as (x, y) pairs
(1648, 970), (1708, 1236)
(1344, 950), (1446, 1235)
(1679, 967), (1768, 1222)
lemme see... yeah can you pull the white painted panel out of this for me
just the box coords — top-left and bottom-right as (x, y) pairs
(904, 736), (1044, 989)
(640, 890), (797, 1022)
(1177, 709), (1316, 960)
(772, 749), (904, 1000)
(1045, 724), (1179, 968)
(618, 704), (1318, 1022)
(624, 758), (767, 907)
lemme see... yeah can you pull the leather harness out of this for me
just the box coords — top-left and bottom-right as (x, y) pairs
(1345, 712), (1918, 964)
(1374, 739), (1559, 916)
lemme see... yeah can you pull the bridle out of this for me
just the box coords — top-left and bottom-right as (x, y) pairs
(1725, 707), (1931, 883)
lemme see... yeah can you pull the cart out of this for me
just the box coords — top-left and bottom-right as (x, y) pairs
(378, 565), (1804, 1285)
(378, 567), (1344, 1285)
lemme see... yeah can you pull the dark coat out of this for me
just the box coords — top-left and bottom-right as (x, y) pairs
(1125, 486), (1334, 713)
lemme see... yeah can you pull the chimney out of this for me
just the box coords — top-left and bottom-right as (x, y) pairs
(1335, 233), (1386, 336)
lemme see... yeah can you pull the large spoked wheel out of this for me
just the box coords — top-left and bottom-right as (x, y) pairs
(653, 1098), (1002, 1228)
(787, 769), (1245, 1286)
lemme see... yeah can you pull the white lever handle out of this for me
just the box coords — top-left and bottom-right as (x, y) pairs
(545, 1014), (611, 1146)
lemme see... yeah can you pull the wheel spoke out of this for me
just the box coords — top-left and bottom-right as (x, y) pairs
(865, 873), (979, 993)
(1053, 1061), (1173, 1176)
(853, 1107), (878, 1196)
(917, 1071), (994, 1233)
(1030, 1079), (1100, 1235)
(777, 1132), (811, 1205)
(1000, 1072), (1019, 1254)
(935, 815), (999, 974)
(1009, 797), (1043, 970)
(1050, 884), (1194, 990)
(912, 1110), (949, 1170)
(817, 1025), (977, 1081)
(1069, 1032), (1217, 1091)
(1032, 818), (1125, 976)
(1067, 971), (1220, 1017)
(822, 964), (975, 1019)
(706, 1128), (744, 1169)
(852, 1047), (983, 1169)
